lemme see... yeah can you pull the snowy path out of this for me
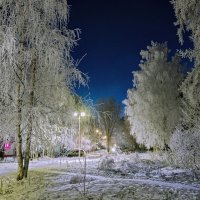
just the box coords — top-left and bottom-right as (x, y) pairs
(1, 156), (200, 192)
(0, 154), (200, 200)
(0, 156), (100, 176)
(48, 170), (200, 191)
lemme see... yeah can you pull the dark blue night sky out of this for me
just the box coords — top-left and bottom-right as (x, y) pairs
(68, 0), (189, 105)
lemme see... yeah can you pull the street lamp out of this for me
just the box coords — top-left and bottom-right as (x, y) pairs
(95, 129), (99, 133)
(74, 112), (86, 157)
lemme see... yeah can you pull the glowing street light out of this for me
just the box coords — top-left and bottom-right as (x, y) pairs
(80, 112), (86, 117)
(73, 112), (86, 157)
(74, 112), (78, 117)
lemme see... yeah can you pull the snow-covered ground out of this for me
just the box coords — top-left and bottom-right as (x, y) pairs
(0, 152), (200, 200)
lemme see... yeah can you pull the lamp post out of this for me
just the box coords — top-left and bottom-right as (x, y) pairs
(74, 112), (86, 157)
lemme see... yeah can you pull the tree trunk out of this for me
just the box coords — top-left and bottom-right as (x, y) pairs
(106, 133), (111, 153)
(23, 57), (36, 178)
(15, 5), (28, 180)
(16, 81), (24, 181)
(23, 114), (32, 178)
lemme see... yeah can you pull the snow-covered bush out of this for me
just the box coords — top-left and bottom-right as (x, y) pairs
(69, 175), (84, 184)
(81, 137), (93, 152)
(170, 125), (200, 169)
(98, 156), (115, 171)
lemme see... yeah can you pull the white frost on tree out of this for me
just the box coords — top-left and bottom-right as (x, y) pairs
(0, 0), (87, 180)
(171, 0), (200, 62)
(169, 0), (200, 168)
(171, 0), (200, 127)
(170, 125), (200, 169)
(124, 42), (183, 149)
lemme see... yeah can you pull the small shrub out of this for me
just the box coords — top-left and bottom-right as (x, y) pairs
(69, 175), (83, 184)
(170, 126), (200, 169)
(98, 156), (115, 171)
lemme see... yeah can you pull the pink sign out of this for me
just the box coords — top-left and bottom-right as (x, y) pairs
(4, 143), (11, 150)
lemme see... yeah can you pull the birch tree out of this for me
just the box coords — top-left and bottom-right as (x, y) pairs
(0, 0), (86, 180)
(124, 42), (183, 149)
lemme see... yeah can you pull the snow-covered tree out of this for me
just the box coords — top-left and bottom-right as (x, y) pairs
(124, 42), (183, 149)
(169, 1), (200, 168)
(0, 0), (86, 180)
(171, 0), (200, 128)
(171, 0), (200, 62)
(115, 117), (138, 152)
(30, 88), (79, 157)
